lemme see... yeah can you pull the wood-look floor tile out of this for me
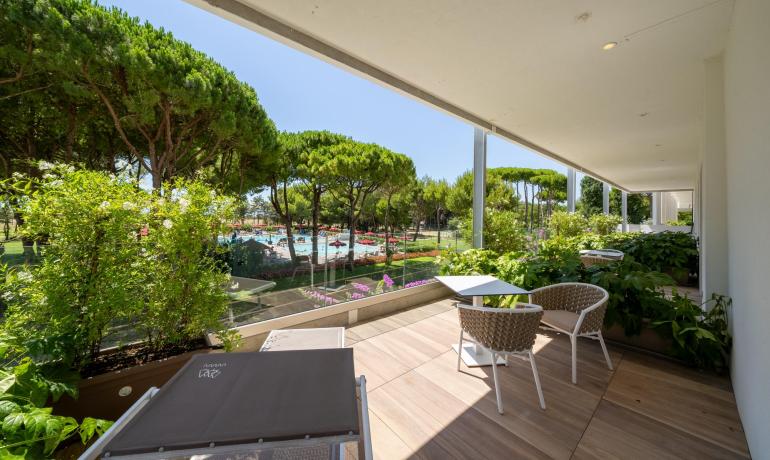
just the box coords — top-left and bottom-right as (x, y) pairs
(573, 399), (748, 460)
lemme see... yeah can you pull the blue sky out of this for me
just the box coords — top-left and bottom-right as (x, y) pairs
(100, 0), (578, 186)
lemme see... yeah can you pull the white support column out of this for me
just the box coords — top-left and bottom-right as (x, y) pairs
(472, 127), (486, 248)
(567, 168), (576, 213)
(700, 55), (728, 302)
(652, 192), (661, 225)
(621, 191), (628, 232)
(602, 183), (610, 214)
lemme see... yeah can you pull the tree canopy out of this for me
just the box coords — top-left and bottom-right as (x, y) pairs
(281, 130), (351, 263)
(580, 176), (650, 224)
(326, 141), (414, 265)
(0, 0), (278, 191)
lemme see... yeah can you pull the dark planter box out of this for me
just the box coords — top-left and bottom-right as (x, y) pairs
(603, 320), (672, 355)
(53, 349), (216, 421)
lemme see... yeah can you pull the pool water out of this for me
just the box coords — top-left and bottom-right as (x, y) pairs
(234, 234), (383, 257)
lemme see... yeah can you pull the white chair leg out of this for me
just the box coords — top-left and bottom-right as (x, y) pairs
(457, 329), (464, 371)
(570, 335), (577, 384)
(597, 331), (613, 370)
(528, 350), (546, 410)
(490, 352), (504, 414)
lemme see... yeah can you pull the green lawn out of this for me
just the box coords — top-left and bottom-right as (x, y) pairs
(271, 256), (438, 291)
(1, 240), (34, 266)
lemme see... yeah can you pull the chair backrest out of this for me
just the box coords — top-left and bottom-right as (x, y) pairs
(456, 303), (543, 353)
(580, 255), (614, 268)
(529, 283), (609, 334)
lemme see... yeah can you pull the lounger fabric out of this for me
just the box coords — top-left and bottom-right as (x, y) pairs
(102, 349), (359, 457)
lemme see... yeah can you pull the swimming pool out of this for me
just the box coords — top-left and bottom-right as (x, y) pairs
(234, 233), (384, 257)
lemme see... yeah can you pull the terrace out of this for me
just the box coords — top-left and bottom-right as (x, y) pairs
(0, 0), (767, 458)
(346, 300), (749, 459)
(186, 0), (767, 457)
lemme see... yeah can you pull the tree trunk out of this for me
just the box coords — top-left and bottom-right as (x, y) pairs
(523, 183), (530, 229)
(515, 183), (520, 210)
(284, 222), (297, 262)
(282, 184), (297, 263)
(384, 195), (392, 265)
(530, 184), (536, 229)
(310, 187), (321, 265)
(65, 103), (76, 162)
(436, 207), (442, 244)
(347, 203), (356, 269)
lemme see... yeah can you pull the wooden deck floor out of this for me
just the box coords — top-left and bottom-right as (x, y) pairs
(345, 299), (750, 459)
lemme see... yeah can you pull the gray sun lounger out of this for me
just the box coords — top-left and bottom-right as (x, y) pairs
(82, 349), (371, 460)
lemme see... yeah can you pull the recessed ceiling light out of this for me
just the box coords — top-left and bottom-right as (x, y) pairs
(602, 42), (618, 51)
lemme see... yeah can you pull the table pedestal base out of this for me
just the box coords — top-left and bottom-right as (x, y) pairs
(453, 342), (506, 367)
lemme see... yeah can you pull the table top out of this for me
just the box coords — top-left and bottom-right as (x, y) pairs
(579, 249), (624, 259)
(434, 275), (529, 296)
(260, 327), (345, 351)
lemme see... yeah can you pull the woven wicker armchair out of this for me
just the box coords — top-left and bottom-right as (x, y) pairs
(529, 283), (612, 384)
(580, 249), (624, 268)
(580, 254), (614, 268)
(456, 302), (546, 413)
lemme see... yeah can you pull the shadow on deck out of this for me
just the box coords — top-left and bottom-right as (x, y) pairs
(345, 299), (749, 459)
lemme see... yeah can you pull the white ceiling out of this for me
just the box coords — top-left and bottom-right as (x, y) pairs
(192, 0), (734, 191)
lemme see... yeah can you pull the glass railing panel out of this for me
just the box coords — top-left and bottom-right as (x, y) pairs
(99, 225), (469, 345)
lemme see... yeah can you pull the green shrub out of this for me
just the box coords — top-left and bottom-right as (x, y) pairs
(585, 258), (673, 335)
(588, 214), (621, 235)
(547, 211), (587, 237)
(651, 293), (731, 371)
(4, 168), (151, 366)
(139, 179), (237, 352)
(496, 251), (582, 292)
(611, 231), (698, 277)
(1, 167), (238, 369)
(436, 249), (499, 277)
(540, 231), (698, 280)
(459, 210), (528, 255)
(483, 210), (528, 254)
(0, 334), (112, 458)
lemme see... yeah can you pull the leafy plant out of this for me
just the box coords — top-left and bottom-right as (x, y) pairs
(547, 211), (587, 238)
(1, 167), (239, 370)
(481, 210), (528, 254)
(586, 258), (674, 335)
(651, 293), (732, 371)
(540, 230), (698, 281)
(0, 339), (112, 458)
(4, 167), (151, 367)
(588, 214), (621, 235)
(616, 231), (698, 278)
(436, 249), (499, 277)
(140, 179), (236, 352)
(496, 251), (581, 292)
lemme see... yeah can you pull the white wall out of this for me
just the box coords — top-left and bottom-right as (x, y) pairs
(724, 0), (770, 455)
(700, 55), (729, 302)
